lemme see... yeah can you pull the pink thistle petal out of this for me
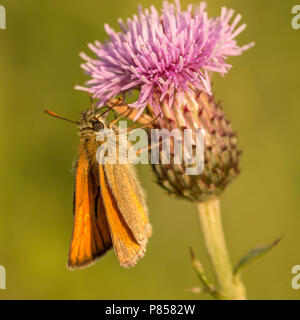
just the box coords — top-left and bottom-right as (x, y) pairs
(76, 1), (253, 116)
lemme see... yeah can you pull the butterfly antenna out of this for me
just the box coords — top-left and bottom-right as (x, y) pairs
(98, 97), (124, 117)
(44, 110), (78, 125)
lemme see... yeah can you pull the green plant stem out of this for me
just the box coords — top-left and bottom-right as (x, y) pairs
(197, 197), (247, 300)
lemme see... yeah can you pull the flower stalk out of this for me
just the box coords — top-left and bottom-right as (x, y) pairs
(197, 198), (246, 300)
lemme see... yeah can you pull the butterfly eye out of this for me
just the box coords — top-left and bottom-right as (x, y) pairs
(92, 121), (104, 131)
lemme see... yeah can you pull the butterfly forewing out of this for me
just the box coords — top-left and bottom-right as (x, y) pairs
(68, 145), (112, 269)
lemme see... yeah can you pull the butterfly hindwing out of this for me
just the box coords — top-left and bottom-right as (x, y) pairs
(99, 165), (149, 268)
(104, 164), (151, 244)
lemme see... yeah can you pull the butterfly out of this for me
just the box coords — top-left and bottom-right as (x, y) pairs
(45, 98), (154, 269)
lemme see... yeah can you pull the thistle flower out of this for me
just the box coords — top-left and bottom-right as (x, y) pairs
(76, 1), (259, 300)
(76, 0), (254, 118)
(76, 0), (252, 203)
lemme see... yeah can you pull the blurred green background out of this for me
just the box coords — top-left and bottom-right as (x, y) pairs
(0, 0), (299, 300)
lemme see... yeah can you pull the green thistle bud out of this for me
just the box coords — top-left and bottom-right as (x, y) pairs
(150, 91), (241, 202)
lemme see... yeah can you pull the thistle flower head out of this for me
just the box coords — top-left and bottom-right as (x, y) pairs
(76, 1), (254, 202)
(76, 0), (254, 117)
(151, 91), (241, 202)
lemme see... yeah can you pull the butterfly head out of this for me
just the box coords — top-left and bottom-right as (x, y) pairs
(78, 108), (106, 136)
(44, 98), (123, 137)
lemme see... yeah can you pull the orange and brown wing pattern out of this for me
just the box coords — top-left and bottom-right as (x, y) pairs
(103, 164), (151, 245)
(68, 149), (112, 270)
(99, 165), (146, 268)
